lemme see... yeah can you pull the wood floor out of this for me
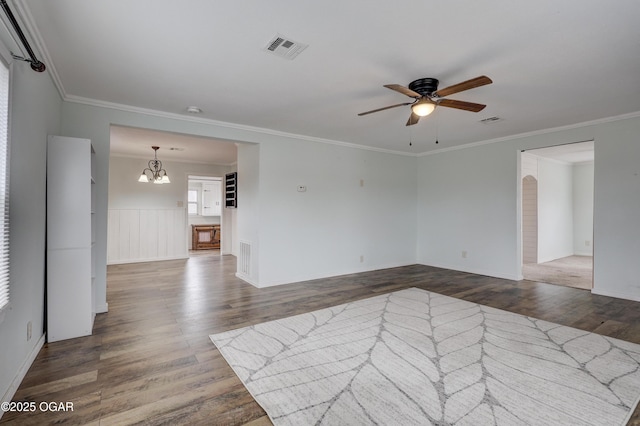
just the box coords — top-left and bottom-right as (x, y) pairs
(3, 254), (640, 425)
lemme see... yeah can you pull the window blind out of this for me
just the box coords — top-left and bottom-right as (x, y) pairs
(0, 59), (9, 312)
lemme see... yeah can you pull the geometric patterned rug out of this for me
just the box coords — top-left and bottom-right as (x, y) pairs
(210, 288), (640, 425)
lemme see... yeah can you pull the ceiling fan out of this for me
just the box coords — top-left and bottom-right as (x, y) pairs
(358, 75), (492, 126)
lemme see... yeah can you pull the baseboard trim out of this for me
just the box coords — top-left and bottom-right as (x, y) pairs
(107, 255), (189, 265)
(418, 261), (520, 281)
(0, 333), (45, 420)
(591, 288), (640, 302)
(235, 272), (259, 288)
(95, 302), (108, 313)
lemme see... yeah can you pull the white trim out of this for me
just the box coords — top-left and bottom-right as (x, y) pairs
(109, 152), (237, 167)
(0, 333), (45, 420)
(591, 288), (640, 303)
(64, 96), (640, 160)
(418, 112), (640, 157)
(95, 302), (108, 314)
(418, 261), (521, 282)
(66, 94), (416, 157)
(68, 93), (640, 159)
(107, 255), (189, 265)
(13, 0), (640, 160)
(12, 0), (66, 97)
(235, 272), (259, 288)
(0, 21), (15, 65)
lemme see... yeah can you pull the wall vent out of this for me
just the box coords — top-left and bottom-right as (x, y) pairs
(239, 241), (251, 276)
(264, 34), (308, 60)
(479, 116), (503, 124)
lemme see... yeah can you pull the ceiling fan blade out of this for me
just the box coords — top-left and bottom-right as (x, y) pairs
(384, 84), (422, 98)
(358, 102), (412, 116)
(406, 112), (420, 126)
(433, 75), (492, 98)
(438, 99), (486, 112)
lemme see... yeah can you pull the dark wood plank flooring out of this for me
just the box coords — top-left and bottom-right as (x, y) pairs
(2, 254), (640, 425)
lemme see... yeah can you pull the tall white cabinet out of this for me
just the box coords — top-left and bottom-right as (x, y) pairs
(47, 136), (96, 342)
(202, 180), (222, 216)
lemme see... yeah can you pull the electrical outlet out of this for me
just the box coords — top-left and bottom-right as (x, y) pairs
(27, 321), (32, 341)
(585, 240), (591, 247)
(462, 250), (468, 259)
(360, 179), (364, 187)
(360, 255), (364, 263)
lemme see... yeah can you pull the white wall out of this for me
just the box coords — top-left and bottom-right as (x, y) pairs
(417, 143), (519, 279)
(109, 156), (231, 209)
(573, 162), (594, 256)
(592, 118), (640, 300)
(521, 153), (538, 265)
(0, 60), (62, 405)
(255, 139), (417, 287)
(236, 143), (260, 284)
(537, 158), (574, 263)
(61, 101), (417, 293)
(417, 115), (640, 301)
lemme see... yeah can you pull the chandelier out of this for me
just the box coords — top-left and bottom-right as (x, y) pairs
(138, 146), (170, 184)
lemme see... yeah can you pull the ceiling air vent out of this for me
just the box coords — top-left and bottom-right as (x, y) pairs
(264, 34), (308, 60)
(479, 116), (503, 124)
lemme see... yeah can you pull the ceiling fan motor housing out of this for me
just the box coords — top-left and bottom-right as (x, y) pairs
(409, 78), (439, 96)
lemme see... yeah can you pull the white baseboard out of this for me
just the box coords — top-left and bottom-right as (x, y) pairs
(95, 302), (108, 313)
(418, 261), (521, 281)
(591, 287), (640, 302)
(107, 255), (189, 265)
(0, 333), (45, 420)
(235, 272), (259, 288)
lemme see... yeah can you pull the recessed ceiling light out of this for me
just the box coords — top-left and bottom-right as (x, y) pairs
(186, 106), (202, 114)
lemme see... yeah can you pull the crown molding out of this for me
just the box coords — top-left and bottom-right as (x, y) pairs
(418, 111), (640, 157)
(14, 0), (640, 160)
(109, 152), (237, 167)
(13, 0), (67, 99)
(64, 94), (416, 157)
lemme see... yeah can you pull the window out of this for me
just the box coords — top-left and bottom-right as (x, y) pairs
(0, 58), (10, 314)
(188, 189), (198, 215)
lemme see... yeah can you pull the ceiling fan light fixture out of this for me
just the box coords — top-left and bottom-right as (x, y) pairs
(411, 99), (436, 117)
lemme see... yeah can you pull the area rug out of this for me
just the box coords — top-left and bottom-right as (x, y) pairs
(209, 288), (640, 425)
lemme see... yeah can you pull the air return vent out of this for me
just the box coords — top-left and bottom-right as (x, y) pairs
(264, 34), (308, 60)
(238, 241), (251, 277)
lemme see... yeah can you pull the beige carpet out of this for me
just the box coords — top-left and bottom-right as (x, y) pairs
(523, 255), (593, 290)
(210, 288), (640, 425)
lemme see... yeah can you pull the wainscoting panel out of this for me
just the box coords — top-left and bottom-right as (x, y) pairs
(108, 209), (187, 264)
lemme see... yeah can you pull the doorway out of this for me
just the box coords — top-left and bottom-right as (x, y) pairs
(520, 141), (594, 290)
(188, 175), (223, 256)
(107, 125), (237, 265)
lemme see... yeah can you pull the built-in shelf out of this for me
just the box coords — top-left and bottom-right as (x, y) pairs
(47, 135), (96, 343)
(225, 172), (237, 208)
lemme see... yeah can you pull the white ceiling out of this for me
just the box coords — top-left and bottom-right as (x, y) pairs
(13, 0), (640, 157)
(110, 125), (237, 165)
(526, 140), (594, 164)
